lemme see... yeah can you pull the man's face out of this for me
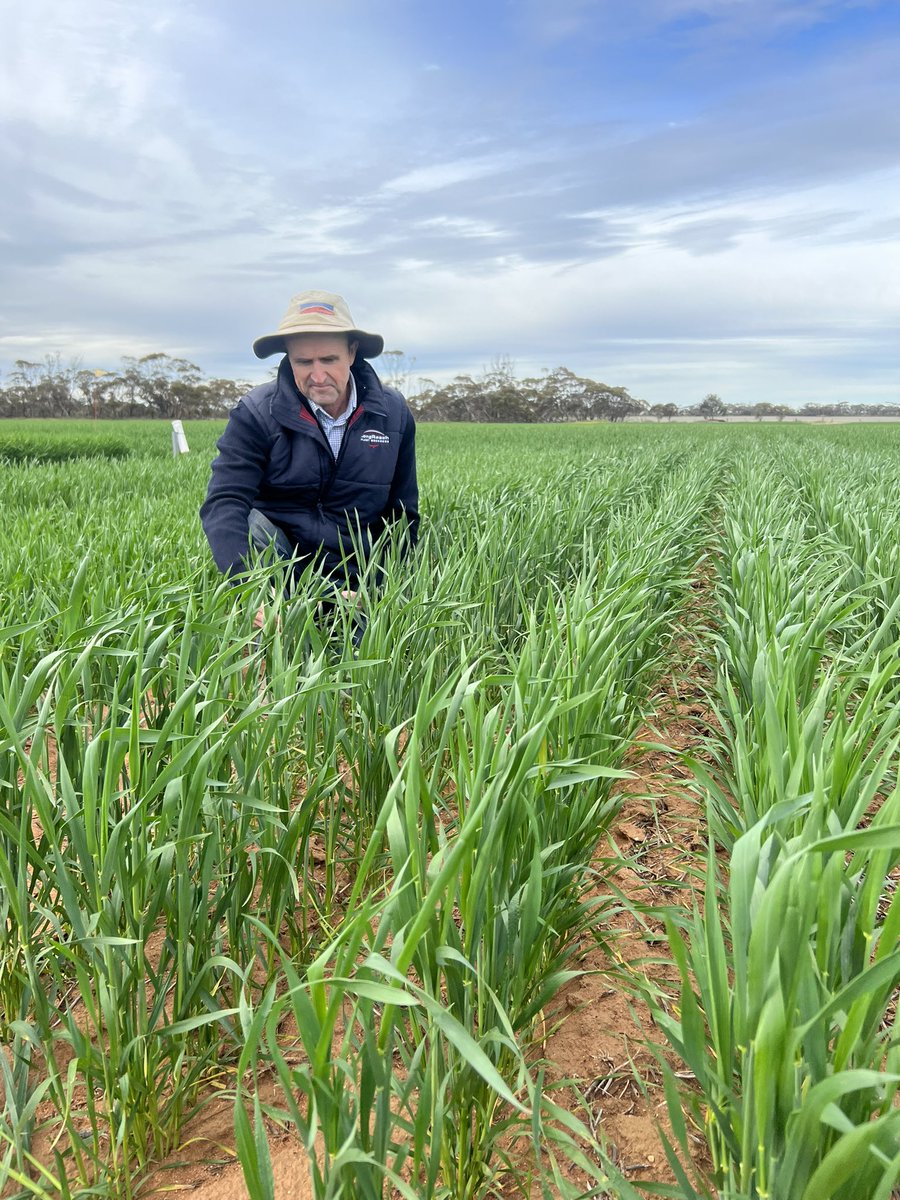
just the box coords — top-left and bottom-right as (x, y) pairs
(286, 333), (357, 417)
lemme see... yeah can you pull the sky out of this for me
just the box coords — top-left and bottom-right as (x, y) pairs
(1, 0), (898, 408)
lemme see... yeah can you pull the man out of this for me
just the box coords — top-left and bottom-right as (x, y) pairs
(200, 291), (419, 623)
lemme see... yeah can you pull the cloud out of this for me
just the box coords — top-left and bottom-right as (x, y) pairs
(0, 1), (186, 137)
(0, 0), (897, 409)
(384, 155), (524, 196)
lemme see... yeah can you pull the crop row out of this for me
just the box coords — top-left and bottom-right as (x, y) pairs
(653, 446), (900, 1200)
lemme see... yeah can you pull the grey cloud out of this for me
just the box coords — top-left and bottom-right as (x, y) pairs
(28, 172), (140, 214)
(371, 95), (895, 265)
(575, 102), (900, 211)
(245, 50), (900, 276)
(657, 215), (755, 255)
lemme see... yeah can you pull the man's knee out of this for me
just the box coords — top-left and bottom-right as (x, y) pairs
(248, 509), (293, 558)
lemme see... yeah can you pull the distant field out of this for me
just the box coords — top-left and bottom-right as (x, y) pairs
(2, 420), (898, 1200)
(627, 412), (900, 423)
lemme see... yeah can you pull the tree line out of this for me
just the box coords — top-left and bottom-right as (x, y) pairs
(0, 354), (248, 420)
(1, 354), (897, 423)
(683, 392), (900, 422)
(409, 359), (647, 422)
(0, 352), (647, 423)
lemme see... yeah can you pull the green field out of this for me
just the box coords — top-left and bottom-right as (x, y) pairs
(1, 420), (898, 1199)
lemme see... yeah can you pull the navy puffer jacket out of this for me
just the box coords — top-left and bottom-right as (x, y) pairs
(200, 357), (418, 582)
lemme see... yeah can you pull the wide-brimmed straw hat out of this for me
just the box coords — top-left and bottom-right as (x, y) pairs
(252, 290), (384, 360)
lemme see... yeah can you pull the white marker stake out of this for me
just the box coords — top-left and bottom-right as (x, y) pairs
(171, 420), (190, 456)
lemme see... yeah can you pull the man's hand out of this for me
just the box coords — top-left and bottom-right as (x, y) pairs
(254, 604), (282, 630)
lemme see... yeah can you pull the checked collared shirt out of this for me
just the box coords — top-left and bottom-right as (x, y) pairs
(308, 375), (358, 459)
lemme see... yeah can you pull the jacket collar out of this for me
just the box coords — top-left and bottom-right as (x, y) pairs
(269, 356), (388, 431)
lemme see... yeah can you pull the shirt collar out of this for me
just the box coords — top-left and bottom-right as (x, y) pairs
(308, 374), (358, 425)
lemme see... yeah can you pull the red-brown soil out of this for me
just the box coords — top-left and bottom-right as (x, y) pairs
(538, 677), (715, 1195)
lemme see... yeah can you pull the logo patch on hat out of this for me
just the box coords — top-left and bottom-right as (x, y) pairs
(360, 429), (390, 446)
(297, 302), (336, 315)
